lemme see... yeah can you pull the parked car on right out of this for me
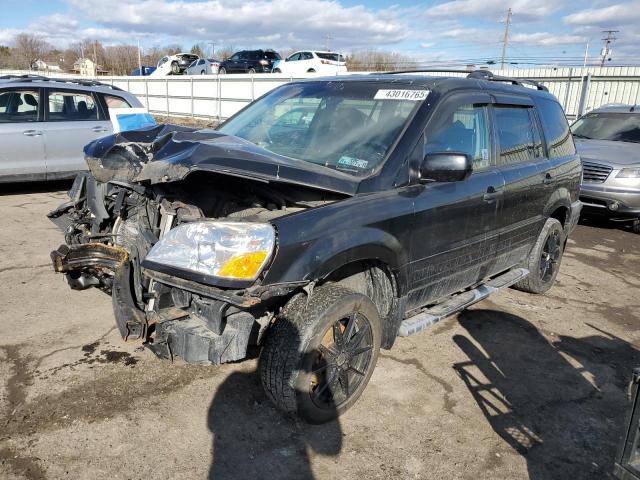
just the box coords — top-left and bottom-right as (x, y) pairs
(571, 104), (640, 233)
(272, 51), (347, 75)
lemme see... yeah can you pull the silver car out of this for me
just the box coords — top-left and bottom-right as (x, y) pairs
(572, 104), (640, 233)
(0, 75), (149, 182)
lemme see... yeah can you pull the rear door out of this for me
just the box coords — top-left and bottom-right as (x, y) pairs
(490, 97), (549, 271)
(42, 88), (112, 179)
(409, 92), (505, 309)
(286, 53), (302, 74)
(300, 52), (315, 72)
(0, 87), (46, 181)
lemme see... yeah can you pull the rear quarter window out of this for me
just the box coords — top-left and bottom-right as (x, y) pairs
(536, 98), (576, 158)
(104, 95), (132, 108)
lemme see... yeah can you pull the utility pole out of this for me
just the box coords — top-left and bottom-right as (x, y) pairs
(500, 8), (512, 70)
(600, 30), (619, 67)
(137, 39), (143, 75)
(210, 42), (215, 58)
(582, 41), (589, 69)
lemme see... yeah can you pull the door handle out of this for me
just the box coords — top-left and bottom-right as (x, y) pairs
(483, 186), (501, 202)
(23, 129), (42, 136)
(543, 173), (553, 185)
(91, 126), (108, 133)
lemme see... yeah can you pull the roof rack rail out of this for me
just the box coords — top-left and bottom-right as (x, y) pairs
(380, 69), (549, 92)
(467, 70), (548, 91)
(0, 74), (49, 80)
(380, 69), (472, 75)
(0, 75), (123, 91)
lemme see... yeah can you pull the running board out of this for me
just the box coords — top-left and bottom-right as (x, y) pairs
(397, 268), (529, 337)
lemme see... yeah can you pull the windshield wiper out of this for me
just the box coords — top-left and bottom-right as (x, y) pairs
(572, 133), (590, 139)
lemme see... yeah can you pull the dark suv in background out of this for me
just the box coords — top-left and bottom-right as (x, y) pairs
(49, 71), (582, 424)
(219, 49), (281, 74)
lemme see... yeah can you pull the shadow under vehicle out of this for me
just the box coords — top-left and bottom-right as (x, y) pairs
(48, 70), (582, 423)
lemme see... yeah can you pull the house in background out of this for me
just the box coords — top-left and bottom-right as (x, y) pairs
(71, 58), (108, 76)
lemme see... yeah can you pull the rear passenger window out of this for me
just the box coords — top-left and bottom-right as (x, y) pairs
(0, 90), (39, 123)
(494, 106), (540, 165)
(104, 95), (131, 109)
(536, 98), (576, 158)
(425, 104), (491, 169)
(48, 91), (98, 121)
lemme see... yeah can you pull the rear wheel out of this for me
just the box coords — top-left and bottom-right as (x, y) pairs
(307, 68), (316, 73)
(513, 217), (565, 294)
(200, 70), (206, 75)
(218, 67), (226, 74)
(631, 219), (640, 234)
(260, 285), (381, 424)
(273, 68), (281, 73)
(248, 67), (256, 74)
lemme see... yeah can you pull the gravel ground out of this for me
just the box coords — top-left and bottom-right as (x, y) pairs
(0, 182), (639, 480)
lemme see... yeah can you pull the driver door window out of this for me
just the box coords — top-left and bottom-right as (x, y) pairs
(425, 103), (491, 170)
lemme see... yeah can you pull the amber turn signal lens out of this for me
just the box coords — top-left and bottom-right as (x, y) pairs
(217, 251), (268, 279)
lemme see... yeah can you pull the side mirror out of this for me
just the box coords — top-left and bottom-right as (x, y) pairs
(420, 152), (473, 183)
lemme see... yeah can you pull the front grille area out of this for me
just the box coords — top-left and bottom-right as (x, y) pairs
(582, 161), (613, 183)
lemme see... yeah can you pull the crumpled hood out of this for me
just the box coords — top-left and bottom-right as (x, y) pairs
(84, 124), (359, 195)
(576, 138), (640, 167)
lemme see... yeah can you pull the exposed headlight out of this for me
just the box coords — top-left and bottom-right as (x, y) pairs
(145, 221), (275, 281)
(259, 59), (269, 66)
(617, 167), (640, 178)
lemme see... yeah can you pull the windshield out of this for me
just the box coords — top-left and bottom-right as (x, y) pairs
(218, 82), (425, 176)
(571, 112), (640, 143)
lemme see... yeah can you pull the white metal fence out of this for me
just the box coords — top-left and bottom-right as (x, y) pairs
(4, 66), (640, 121)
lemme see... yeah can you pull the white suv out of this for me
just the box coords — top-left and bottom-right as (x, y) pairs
(272, 51), (347, 75)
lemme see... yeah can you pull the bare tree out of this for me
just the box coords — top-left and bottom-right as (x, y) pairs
(346, 49), (415, 72)
(0, 45), (10, 68)
(216, 45), (236, 61)
(12, 33), (52, 69)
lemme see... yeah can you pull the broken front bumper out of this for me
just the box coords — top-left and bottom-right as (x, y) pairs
(51, 243), (307, 365)
(51, 243), (148, 340)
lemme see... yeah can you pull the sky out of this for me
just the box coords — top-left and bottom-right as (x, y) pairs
(1, 0), (639, 67)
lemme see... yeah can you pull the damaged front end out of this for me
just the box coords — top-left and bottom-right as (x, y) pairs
(48, 125), (344, 364)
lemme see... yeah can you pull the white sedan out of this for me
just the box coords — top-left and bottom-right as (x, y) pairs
(271, 51), (347, 75)
(186, 58), (221, 75)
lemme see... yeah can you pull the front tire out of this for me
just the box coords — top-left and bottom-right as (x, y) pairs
(218, 67), (226, 74)
(513, 217), (565, 294)
(631, 219), (640, 234)
(170, 61), (180, 74)
(260, 285), (381, 424)
(248, 67), (256, 74)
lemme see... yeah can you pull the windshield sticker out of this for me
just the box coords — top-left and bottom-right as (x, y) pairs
(338, 156), (369, 169)
(374, 89), (429, 101)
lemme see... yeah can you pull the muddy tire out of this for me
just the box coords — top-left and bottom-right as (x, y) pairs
(631, 219), (640, 234)
(513, 217), (565, 294)
(259, 285), (381, 424)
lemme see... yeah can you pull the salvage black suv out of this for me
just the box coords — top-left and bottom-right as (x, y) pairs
(49, 71), (582, 423)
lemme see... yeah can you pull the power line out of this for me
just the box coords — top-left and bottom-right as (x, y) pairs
(500, 7), (512, 69)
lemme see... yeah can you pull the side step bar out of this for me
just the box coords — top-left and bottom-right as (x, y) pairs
(397, 268), (529, 337)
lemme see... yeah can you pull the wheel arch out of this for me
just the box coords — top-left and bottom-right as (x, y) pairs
(319, 258), (406, 350)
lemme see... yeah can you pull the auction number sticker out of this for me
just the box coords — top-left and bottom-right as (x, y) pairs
(374, 89), (429, 101)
